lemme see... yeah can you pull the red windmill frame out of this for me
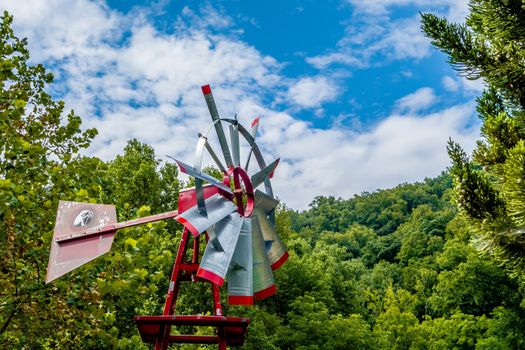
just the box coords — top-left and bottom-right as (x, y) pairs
(134, 187), (251, 350)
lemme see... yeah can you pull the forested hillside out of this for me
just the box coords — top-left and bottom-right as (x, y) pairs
(3, 1), (525, 348)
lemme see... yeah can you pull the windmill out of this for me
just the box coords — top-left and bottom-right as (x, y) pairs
(45, 85), (287, 349)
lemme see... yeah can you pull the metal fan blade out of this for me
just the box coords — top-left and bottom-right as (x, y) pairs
(171, 158), (232, 194)
(251, 158), (280, 189)
(229, 123), (240, 167)
(245, 116), (260, 170)
(227, 218), (254, 305)
(46, 201), (117, 283)
(207, 227), (223, 252)
(254, 190), (279, 215)
(197, 213), (243, 286)
(201, 84), (233, 167)
(252, 215), (276, 300)
(253, 208), (288, 270)
(230, 121), (274, 198)
(198, 134), (227, 174)
(176, 194), (237, 237)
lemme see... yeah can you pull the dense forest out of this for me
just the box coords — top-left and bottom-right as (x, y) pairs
(2, 0), (525, 349)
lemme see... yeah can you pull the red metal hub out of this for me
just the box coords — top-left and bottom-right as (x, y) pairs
(228, 166), (254, 217)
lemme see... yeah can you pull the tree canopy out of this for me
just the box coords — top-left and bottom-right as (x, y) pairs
(422, 0), (525, 276)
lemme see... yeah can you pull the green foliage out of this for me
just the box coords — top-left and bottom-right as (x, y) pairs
(102, 139), (180, 214)
(422, 0), (525, 275)
(0, 10), (100, 348)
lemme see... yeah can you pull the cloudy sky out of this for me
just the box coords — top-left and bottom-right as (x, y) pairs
(2, 0), (483, 210)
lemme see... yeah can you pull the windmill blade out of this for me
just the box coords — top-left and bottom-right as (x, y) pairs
(245, 116), (259, 170)
(201, 84), (233, 167)
(207, 227), (223, 252)
(253, 208), (288, 270)
(197, 213), (243, 286)
(229, 123), (241, 167)
(46, 201), (117, 283)
(227, 218), (254, 305)
(251, 158), (280, 189)
(176, 194), (237, 237)
(194, 137), (209, 216)
(171, 158), (232, 195)
(251, 215), (276, 300)
(231, 120), (274, 198)
(254, 190), (279, 215)
(199, 134), (227, 174)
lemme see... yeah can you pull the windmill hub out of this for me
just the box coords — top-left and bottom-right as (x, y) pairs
(229, 166), (254, 217)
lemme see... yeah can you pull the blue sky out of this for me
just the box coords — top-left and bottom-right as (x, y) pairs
(3, 0), (482, 209)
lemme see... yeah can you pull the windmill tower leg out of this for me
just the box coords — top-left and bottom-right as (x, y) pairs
(150, 229), (232, 350)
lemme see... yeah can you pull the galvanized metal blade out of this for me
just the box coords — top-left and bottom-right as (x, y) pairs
(227, 218), (254, 305)
(195, 178), (207, 217)
(199, 134), (227, 174)
(225, 119), (274, 198)
(253, 208), (288, 270)
(254, 190), (279, 215)
(197, 212), (243, 286)
(46, 201), (117, 283)
(251, 158), (280, 189)
(201, 85), (233, 167)
(176, 193), (237, 237)
(194, 136), (208, 216)
(207, 227), (223, 252)
(251, 215), (275, 300)
(229, 123), (240, 168)
(170, 158), (232, 195)
(245, 116), (259, 170)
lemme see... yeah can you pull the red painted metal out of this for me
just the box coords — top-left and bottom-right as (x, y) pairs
(196, 267), (226, 286)
(201, 84), (212, 95)
(231, 166), (255, 217)
(134, 315), (249, 346)
(254, 284), (277, 301)
(251, 116), (260, 128)
(174, 216), (200, 238)
(271, 250), (289, 270)
(228, 295), (255, 305)
(135, 228), (249, 350)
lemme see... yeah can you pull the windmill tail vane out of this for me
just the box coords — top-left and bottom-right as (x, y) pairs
(45, 84), (288, 350)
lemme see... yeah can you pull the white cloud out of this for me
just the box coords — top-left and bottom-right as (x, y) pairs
(395, 87), (438, 113)
(308, 0), (470, 70)
(347, 0), (469, 19)
(287, 76), (339, 109)
(270, 103), (479, 209)
(307, 15), (431, 69)
(462, 77), (485, 94)
(2, 0), (480, 210)
(442, 75), (485, 95)
(442, 76), (460, 92)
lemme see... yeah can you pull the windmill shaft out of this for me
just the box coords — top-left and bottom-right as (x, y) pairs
(55, 210), (179, 243)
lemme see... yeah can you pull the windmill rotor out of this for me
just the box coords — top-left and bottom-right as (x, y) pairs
(172, 84), (288, 304)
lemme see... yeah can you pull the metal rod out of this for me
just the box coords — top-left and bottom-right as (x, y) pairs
(156, 228), (191, 350)
(55, 210), (179, 243)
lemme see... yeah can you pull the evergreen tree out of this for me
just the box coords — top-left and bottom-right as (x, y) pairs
(421, 0), (525, 275)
